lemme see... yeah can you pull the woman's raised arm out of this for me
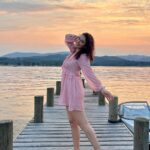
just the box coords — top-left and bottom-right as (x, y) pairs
(77, 54), (105, 92)
(65, 34), (79, 54)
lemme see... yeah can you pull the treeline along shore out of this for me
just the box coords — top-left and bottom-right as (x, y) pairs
(1, 53), (150, 66)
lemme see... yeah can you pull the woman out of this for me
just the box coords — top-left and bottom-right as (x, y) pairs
(58, 32), (114, 150)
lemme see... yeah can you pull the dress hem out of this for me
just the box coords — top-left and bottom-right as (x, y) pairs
(57, 103), (84, 112)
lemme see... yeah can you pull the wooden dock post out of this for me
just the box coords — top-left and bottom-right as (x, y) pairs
(82, 78), (85, 88)
(134, 117), (149, 150)
(0, 120), (13, 150)
(93, 91), (98, 95)
(98, 92), (105, 105)
(56, 81), (61, 95)
(47, 88), (54, 107)
(34, 96), (43, 123)
(108, 96), (120, 123)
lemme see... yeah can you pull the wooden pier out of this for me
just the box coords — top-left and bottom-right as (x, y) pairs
(12, 86), (134, 150)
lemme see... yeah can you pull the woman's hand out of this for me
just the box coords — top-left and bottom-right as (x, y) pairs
(66, 34), (80, 48)
(65, 34), (79, 43)
(100, 88), (114, 102)
(73, 36), (80, 48)
(65, 34), (80, 53)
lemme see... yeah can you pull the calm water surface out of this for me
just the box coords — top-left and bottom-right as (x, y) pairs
(0, 66), (150, 139)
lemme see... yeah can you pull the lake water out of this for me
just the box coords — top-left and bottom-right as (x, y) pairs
(0, 66), (150, 140)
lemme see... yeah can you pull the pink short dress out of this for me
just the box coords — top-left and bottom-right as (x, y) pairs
(58, 34), (104, 111)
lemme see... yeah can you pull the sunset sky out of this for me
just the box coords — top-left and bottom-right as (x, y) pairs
(0, 0), (150, 56)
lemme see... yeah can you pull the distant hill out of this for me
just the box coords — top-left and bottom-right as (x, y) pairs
(2, 51), (69, 58)
(92, 56), (150, 66)
(0, 52), (150, 66)
(119, 55), (150, 62)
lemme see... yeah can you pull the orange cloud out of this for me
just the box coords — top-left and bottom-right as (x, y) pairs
(0, 0), (149, 55)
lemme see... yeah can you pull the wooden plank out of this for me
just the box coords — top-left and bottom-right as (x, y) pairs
(26, 124), (125, 127)
(22, 126), (129, 130)
(20, 130), (131, 134)
(16, 134), (132, 138)
(14, 141), (133, 147)
(13, 146), (133, 150)
(14, 137), (133, 142)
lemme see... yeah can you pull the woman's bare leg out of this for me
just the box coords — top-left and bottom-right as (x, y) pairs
(66, 106), (80, 150)
(71, 110), (101, 150)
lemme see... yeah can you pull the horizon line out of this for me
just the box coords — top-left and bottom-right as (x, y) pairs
(1, 51), (150, 57)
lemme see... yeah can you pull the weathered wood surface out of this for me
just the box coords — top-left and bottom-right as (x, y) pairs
(134, 117), (149, 150)
(0, 120), (13, 150)
(13, 88), (133, 150)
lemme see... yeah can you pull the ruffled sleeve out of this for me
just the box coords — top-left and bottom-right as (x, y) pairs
(65, 34), (78, 54)
(77, 54), (105, 92)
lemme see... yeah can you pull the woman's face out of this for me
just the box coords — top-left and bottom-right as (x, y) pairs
(74, 34), (86, 48)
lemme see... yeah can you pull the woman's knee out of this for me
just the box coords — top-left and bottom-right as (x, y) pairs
(66, 111), (78, 127)
(71, 111), (89, 128)
(69, 119), (78, 128)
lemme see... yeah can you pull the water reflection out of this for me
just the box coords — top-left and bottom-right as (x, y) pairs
(0, 66), (150, 139)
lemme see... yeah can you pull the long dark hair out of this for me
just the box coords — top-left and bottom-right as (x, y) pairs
(74, 32), (95, 62)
